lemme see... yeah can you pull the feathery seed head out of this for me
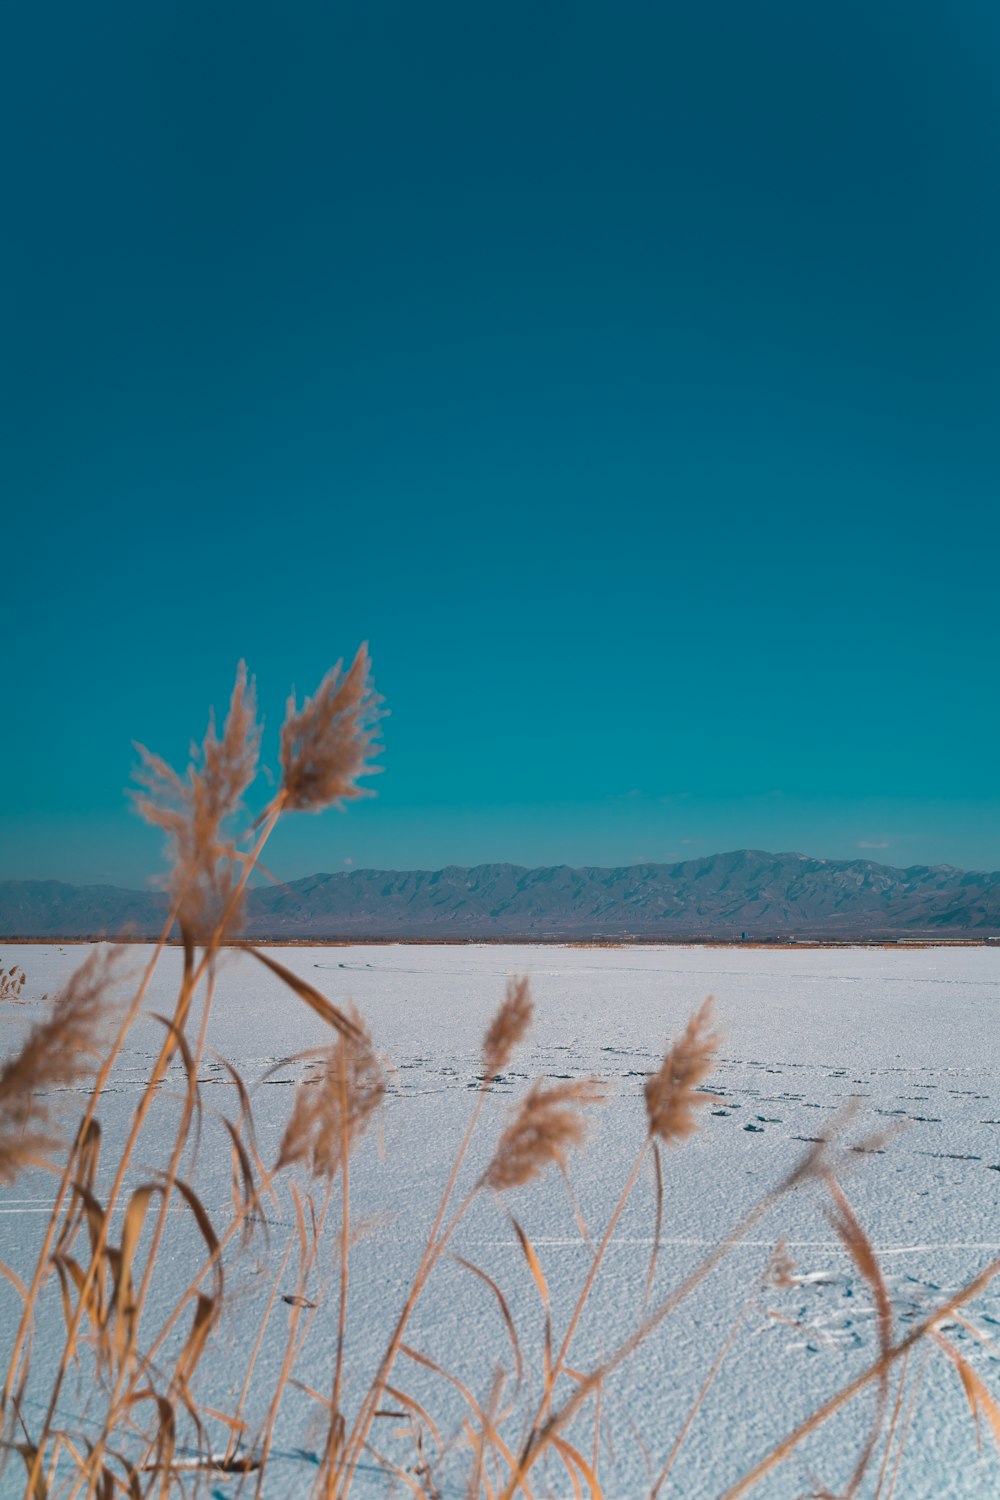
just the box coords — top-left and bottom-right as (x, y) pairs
(482, 977), (534, 1081)
(483, 1078), (605, 1192)
(0, 952), (118, 1184)
(644, 996), (720, 1146)
(767, 1237), (798, 1290)
(276, 1008), (385, 1180)
(279, 645), (383, 814)
(132, 662), (261, 942)
(0, 965), (27, 1001)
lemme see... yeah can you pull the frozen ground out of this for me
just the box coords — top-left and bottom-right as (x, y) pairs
(2, 942), (1000, 1498)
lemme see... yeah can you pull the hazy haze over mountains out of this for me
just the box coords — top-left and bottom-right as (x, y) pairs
(2, 851), (1000, 939)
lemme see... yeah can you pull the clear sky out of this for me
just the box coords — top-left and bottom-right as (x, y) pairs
(3, 0), (999, 886)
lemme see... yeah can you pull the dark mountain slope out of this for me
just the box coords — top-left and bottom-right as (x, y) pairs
(3, 851), (999, 938)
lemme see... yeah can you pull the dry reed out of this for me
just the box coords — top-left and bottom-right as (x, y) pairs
(133, 661), (261, 942)
(483, 1079), (606, 1192)
(280, 645), (383, 813)
(0, 952), (116, 1185)
(481, 977), (533, 1081)
(643, 994), (720, 1144)
(276, 1011), (386, 1180)
(0, 965), (27, 1002)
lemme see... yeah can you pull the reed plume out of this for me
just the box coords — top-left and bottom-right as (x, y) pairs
(133, 662), (261, 941)
(767, 1238), (797, 1290)
(644, 996), (720, 1145)
(483, 1079), (605, 1192)
(280, 645), (383, 813)
(0, 965), (27, 1001)
(276, 1009), (385, 1180)
(482, 977), (533, 1081)
(0, 952), (115, 1184)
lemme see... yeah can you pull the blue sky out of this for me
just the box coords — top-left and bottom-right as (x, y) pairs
(3, 0), (999, 885)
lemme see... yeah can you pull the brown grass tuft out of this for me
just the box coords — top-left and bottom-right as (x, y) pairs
(483, 1079), (605, 1192)
(276, 1008), (386, 1179)
(0, 952), (116, 1184)
(767, 1237), (798, 1290)
(644, 996), (720, 1145)
(133, 662), (261, 941)
(481, 977), (533, 1081)
(0, 965), (27, 1001)
(280, 645), (383, 813)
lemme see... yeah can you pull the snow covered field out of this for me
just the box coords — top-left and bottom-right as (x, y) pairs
(3, 942), (1000, 1498)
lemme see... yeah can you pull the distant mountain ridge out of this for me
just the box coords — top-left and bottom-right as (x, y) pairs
(3, 851), (1000, 939)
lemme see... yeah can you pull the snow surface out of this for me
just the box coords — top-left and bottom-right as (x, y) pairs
(2, 942), (1000, 1498)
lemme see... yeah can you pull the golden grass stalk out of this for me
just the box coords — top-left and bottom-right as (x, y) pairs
(497, 1128), (837, 1500)
(931, 1328), (1000, 1453)
(55, 954), (233, 1497)
(274, 1011), (385, 1477)
(465, 1367), (505, 1500)
(824, 1173), (893, 1497)
(248, 948), (365, 1039)
(8, 659), (366, 1495)
(253, 1183), (334, 1495)
(333, 979), (539, 1495)
(871, 1350), (910, 1499)
(280, 644), (384, 813)
(20, 664), (295, 1494)
(2, 914), (178, 1423)
(96, 1141), (290, 1473)
(882, 1350), (930, 1500)
(509, 999), (722, 1488)
(451, 1256), (524, 1388)
(650, 1280), (757, 1497)
(718, 1249), (1000, 1499)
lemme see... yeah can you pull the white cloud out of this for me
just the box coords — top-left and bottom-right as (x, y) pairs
(858, 839), (890, 850)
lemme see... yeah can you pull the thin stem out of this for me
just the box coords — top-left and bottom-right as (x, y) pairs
(98, 1163), (284, 1470)
(650, 1279), (757, 1497)
(884, 1349), (929, 1500)
(78, 962), (223, 1494)
(334, 1088), (490, 1496)
(329, 1045), (352, 1472)
(226, 1236), (296, 1467)
(719, 1253), (1000, 1500)
(254, 1183), (333, 1497)
(515, 1139), (650, 1478)
(872, 1350), (909, 1500)
(499, 1186), (786, 1500)
(555, 1141), (649, 1377)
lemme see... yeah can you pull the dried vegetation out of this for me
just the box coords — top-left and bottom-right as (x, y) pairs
(1, 648), (999, 1497)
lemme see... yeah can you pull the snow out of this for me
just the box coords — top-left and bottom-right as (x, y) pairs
(2, 942), (1000, 1497)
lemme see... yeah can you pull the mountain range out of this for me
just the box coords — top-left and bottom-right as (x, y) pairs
(2, 850), (1000, 940)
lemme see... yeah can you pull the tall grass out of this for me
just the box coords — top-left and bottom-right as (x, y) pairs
(1, 648), (999, 1497)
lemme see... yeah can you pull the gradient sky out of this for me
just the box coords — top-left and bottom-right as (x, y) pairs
(3, 0), (1000, 886)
